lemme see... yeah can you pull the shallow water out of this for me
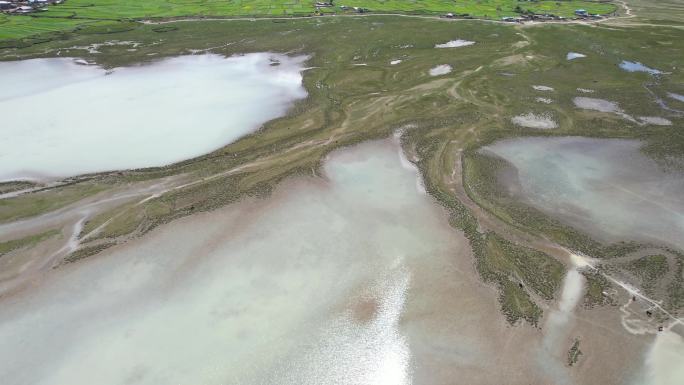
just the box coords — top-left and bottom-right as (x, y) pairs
(638, 116), (672, 126)
(435, 39), (475, 48)
(429, 64), (452, 76)
(668, 92), (684, 102)
(1, 137), (674, 384)
(573, 96), (621, 113)
(482, 137), (684, 249)
(573, 97), (636, 122)
(537, 267), (585, 385)
(642, 328), (684, 385)
(511, 113), (557, 129)
(0, 54), (307, 181)
(566, 52), (586, 60)
(0, 140), (500, 385)
(619, 60), (662, 75)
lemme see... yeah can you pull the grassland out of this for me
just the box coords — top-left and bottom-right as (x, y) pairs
(0, 182), (108, 223)
(483, 232), (565, 300)
(0, 228), (60, 256)
(0, 0), (618, 41)
(626, 255), (669, 283)
(0, 181), (36, 194)
(582, 270), (614, 307)
(1, 10), (682, 323)
(567, 338), (582, 366)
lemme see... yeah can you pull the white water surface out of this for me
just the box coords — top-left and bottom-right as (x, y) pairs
(482, 137), (684, 250)
(429, 64), (452, 76)
(537, 267), (585, 385)
(566, 52), (586, 60)
(619, 60), (662, 75)
(435, 39), (475, 48)
(668, 92), (684, 102)
(0, 140), (468, 385)
(642, 329), (684, 385)
(0, 53), (307, 181)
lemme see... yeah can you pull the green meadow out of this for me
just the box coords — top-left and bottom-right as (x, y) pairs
(1, 0), (617, 40)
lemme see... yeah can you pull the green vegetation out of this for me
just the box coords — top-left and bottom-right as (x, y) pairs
(500, 277), (543, 325)
(474, 231), (563, 324)
(600, 242), (643, 259)
(568, 338), (582, 366)
(667, 257), (684, 314)
(617, 0), (684, 24)
(483, 232), (565, 300)
(0, 229), (60, 256)
(63, 241), (117, 264)
(335, 0), (614, 17)
(462, 150), (606, 256)
(0, 181), (36, 195)
(0, 182), (108, 223)
(0, 0), (617, 41)
(626, 254), (669, 285)
(582, 270), (614, 307)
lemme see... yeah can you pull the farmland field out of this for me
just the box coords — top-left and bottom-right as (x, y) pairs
(0, 0), (617, 40)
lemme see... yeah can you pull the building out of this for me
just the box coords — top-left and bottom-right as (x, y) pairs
(0, 0), (16, 10)
(14, 5), (34, 13)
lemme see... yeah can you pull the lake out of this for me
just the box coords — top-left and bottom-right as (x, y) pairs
(0, 138), (601, 385)
(481, 136), (684, 250)
(0, 53), (307, 181)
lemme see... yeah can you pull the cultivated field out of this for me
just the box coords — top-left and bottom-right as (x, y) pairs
(0, 0), (617, 40)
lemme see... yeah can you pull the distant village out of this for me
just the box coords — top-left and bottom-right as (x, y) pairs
(317, 1), (607, 22)
(497, 8), (606, 22)
(0, 0), (64, 14)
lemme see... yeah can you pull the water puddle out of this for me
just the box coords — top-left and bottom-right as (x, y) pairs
(638, 116), (672, 126)
(619, 60), (663, 75)
(667, 92), (684, 102)
(567, 52), (586, 60)
(435, 40), (475, 48)
(429, 64), (452, 76)
(573, 96), (637, 122)
(511, 112), (557, 129)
